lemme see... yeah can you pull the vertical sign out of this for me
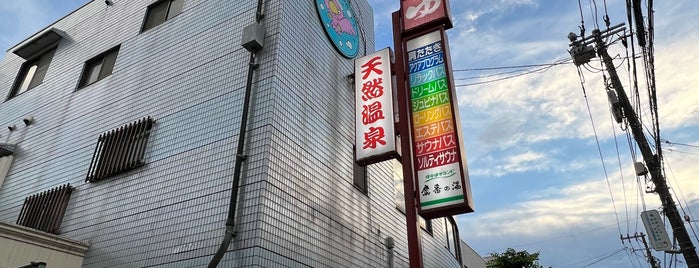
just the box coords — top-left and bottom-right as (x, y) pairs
(401, 0), (452, 33)
(355, 48), (397, 165)
(406, 29), (473, 218)
(641, 210), (673, 251)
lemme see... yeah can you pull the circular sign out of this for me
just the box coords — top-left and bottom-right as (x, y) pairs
(315, 0), (360, 59)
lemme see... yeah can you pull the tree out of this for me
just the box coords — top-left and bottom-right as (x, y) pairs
(486, 248), (545, 268)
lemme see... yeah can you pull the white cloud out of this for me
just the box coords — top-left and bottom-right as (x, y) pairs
(457, 152), (699, 238)
(653, 36), (699, 130)
(470, 151), (550, 177)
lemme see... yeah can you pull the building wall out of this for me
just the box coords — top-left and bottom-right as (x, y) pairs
(460, 240), (487, 268)
(0, 0), (466, 267)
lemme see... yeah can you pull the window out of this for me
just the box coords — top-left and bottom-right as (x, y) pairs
(393, 159), (405, 212)
(141, 0), (184, 32)
(445, 217), (460, 258)
(420, 216), (433, 235)
(8, 47), (56, 99)
(78, 46), (119, 88)
(16, 184), (73, 234)
(86, 117), (155, 182)
(392, 158), (433, 234)
(353, 146), (368, 193)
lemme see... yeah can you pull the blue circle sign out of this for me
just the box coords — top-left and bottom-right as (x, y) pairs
(315, 0), (360, 59)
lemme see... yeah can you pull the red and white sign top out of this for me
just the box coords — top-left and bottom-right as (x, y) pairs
(401, 0), (452, 32)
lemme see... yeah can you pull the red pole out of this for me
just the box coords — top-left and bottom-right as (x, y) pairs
(392, 10), (424, 268)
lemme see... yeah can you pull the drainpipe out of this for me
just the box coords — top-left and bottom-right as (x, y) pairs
(208, 1), (265, 267)
(385, 236), (395, 268)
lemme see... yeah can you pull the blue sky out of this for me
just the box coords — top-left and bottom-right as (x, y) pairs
(2, 0), (699, 267)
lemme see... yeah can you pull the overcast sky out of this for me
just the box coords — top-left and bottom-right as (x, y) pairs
(2, 0), (699, 267)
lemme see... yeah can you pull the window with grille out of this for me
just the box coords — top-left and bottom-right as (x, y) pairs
(86, 117), (155, 182)
(141, 0), (184, 32)
(16, 184), (73, 234)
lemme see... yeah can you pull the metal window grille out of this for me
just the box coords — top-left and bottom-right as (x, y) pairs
(86, 117), (154, 182)
(16, 184), (73, 234)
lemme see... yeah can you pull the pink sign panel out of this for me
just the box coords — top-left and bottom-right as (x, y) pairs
(401, 0), (452, 32)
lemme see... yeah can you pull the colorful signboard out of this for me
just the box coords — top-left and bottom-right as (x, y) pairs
(401, 0), (452, 33)
(355, 48), (397, 165)
(315, 0), (360, 58)
(405, 29), (473, 218)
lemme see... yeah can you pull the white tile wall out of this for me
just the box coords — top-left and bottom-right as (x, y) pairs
(0, 0), (465, 267)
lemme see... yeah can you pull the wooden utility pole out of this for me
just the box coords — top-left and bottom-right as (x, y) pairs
(621, 233), (660, 268)
(568, 23), (699, 267)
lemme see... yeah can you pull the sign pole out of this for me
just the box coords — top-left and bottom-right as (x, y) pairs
(392, 10), (424, 268)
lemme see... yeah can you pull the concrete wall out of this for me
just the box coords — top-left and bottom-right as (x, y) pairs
(0, 222), (88, 268)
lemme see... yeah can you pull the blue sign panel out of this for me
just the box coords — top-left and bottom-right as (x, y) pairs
(315, 0), (360, 59)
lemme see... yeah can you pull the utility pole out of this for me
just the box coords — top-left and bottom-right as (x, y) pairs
(621, 233), (660, 268)
(568, 23), (699, 267)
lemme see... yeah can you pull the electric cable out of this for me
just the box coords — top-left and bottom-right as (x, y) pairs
(589, 0), (600, 29)
(452, 58), (573, 86)
(665, 148), (699, 156)
(665, 158), (699, 245)
(577, 0), (586, 37)
(580, 248), (627, 267)
(663, 140), (699, 148)
(452, 59), (572, 72)
(602, 0), (610, 27)
(577, 65), (624, 237)
(453, 68), (530, 81)
(610, 105), (631, 234)
(454, 64), (557, 87)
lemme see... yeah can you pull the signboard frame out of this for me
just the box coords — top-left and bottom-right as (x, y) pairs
(402, 26), (473, 219)
(355, 48), (399, 166)
(400, 0), (453, 34)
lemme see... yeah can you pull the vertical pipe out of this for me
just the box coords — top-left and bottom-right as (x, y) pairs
(209, 0), (264, 263)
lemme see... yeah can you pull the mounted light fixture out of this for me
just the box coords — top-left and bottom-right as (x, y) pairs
(7, 125), (16, 131)
(23, 116), (34, 126)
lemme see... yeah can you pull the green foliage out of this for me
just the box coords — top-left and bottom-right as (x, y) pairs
(486, 248), (545, 268)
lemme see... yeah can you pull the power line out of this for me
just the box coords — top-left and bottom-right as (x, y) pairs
(576, 64), (624, 236)
(453, 68), (528, 81)
(453, 60), (571, 72)
(580, 248), (627, 267)
(664, 148), (699, 156)
(663, 140), (699, 148)
(454, 62), (570, 87)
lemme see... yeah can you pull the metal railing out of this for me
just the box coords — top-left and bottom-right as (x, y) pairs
(86, 116), (154, 182)
(17, 184), (73, 234)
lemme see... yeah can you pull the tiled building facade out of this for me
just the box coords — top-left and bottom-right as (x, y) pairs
(0, 0), (471, 267)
